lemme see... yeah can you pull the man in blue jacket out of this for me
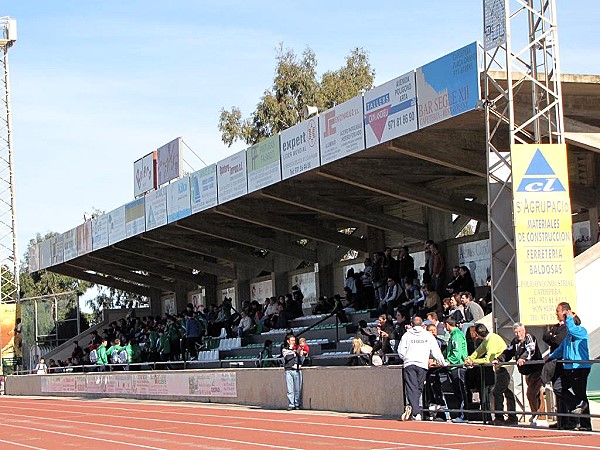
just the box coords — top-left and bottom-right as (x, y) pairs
(546, 303), (591, 431)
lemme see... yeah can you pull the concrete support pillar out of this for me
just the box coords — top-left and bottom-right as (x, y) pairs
(149, 288), (162, 317)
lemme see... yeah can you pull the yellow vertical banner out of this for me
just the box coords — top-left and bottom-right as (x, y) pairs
(512, 144), (577, 325)
(1, 303), (19, 359)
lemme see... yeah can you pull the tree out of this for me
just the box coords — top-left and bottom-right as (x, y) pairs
(219, 44), (375, 147)
(85, 285), (149, 325)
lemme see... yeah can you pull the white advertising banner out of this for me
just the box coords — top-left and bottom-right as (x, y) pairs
(217, 150), (248, 204)
(458, 239), (491, 287)
(92, 214), (109, 251)
(28, 243), (40, 273)
(157, 137), (182, 186)
(41, 372), (237, 398)
(62, 228), (78, 261)
(484, 0), (506, 50)
(125, 197), (146, 237)
(108, 205), (127, 245)
(50, 234), (64, 265)
(280, 117), (320, 180)
(250, 279), (273, 303)
(190, 164), (218, 213)
(145, 187), (168, 231)
(364, 71), (417, 148)
(77, 222), (93, 256)
(416, 42), (481, 128)
(247, 135), (281, 193)
(133, 151), (156, 197)
(39, 239), (52, 270)
(320, 95), (365, 164)
(166, 176), (192, 223)
(290, 270), (317, 305)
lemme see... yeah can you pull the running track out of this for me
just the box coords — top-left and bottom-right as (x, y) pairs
(0, 396), (596, 449)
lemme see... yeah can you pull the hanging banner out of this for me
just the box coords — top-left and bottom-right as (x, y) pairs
(133, 151), (156, 197)
(166, 176), (192, 223)
(77, 221), (93, 256)
(512, 144), (576, 325)
(108, 205), (127, 245)
(1, 303), (20, 360)
(125, 198), (146, 237)
(247, 135), (281, 193)
(39, 239), (52, 270)
(92, 214), (109, 251)
(217, 150), (247, 204)
(190, 164), (218, 213)
(363, 71), (417, 148)
(50, 234), (64, 266)
(157, 137), (182, 186)
(145, 187), (168, 231)
(28, 244), (40, 273)
(416, 42), (481, 128)
(63, 228), (78, 261)
(320, 94), (365, 164)
(280, 117), (320, 180)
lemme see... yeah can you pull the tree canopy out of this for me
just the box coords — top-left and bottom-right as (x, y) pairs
(219, 45), (375, 147)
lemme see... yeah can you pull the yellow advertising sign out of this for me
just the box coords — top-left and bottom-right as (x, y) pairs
(1, 303), (19, 358)
(512, 144), (576, 325)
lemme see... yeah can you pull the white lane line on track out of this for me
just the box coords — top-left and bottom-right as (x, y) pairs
(0, 438), (46, 450)
(0, 409), (455, 450)
(0, 421), (167, 450)
(5, 398), (598, 450)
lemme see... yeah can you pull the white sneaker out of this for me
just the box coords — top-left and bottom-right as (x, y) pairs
(532, 419), (549, 428)
(400, 405), (412, 421)
(428, 404), (441, 412)
(414, 414), (422, 421)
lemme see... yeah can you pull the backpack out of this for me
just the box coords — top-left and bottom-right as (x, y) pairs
(89, 349), (98, 364)
(112, 349), (128, 364)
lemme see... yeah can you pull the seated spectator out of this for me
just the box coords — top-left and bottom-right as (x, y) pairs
(461, 291), (485, 327)
(349, 337), (373, 366)
(258, 340), (278, 367)
(417, 283), (441, 318)
(457, 266), (476, 298)
(446, 266), (462, 294)
(71, 341), (84, 361)
(356, 319), (377, 347)
(237, 310), (253, 338)
(380, 277), (400, 316)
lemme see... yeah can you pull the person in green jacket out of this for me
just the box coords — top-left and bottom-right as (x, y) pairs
(157, 328), (171, 364)
(125, 339), (142, 371)
(96, 339), (109, 371)
(106, 338), (125, 367)
(444, 317), (469, 423)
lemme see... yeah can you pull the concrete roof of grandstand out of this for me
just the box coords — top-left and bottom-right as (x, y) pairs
(47, 73), (600, 296)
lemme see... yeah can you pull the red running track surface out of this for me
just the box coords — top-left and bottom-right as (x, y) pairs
(0, 396), (596, 449)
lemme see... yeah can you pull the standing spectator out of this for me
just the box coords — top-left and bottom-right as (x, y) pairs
(71, 341), (84, 361)
(495, 322), (546, 426)
(430, 243), (446, 297)
(96, 339), (109, 371)
(398, 316), (446, 421)
(372, 253), (386, 309)
(345, 268), (357, 296)
(444, 318), (469, 423)
(282, 333), (304, 410)
(397, 246), (414, 286)
(466, 324), (517, 426)
(34, 357), (48, 375)
(546, 304), (592, 431)
(185, 311), (202, 360)
(383, 247), (398, 281)
(258, 340), (277, 368)
(360, 257), (375, 309)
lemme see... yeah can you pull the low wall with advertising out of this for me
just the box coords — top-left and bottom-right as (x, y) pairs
(6, 366), (404, 416)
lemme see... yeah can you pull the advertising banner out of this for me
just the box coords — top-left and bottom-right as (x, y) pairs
(250, 279), (273, 303)
(190, 164), (218, 213)
(125, 198), (146, 237)
(108, 205), (127, 245)
(157, 137), (182, 186)
(166, 176), (192, 223)
(133, 151), (156, 197)
(458, 239), (491, 287)
(484, 0), (506, 50)
(63, 228), (78, 261)
(50, 234), (64, 266)
(512, 144), (576, 325)
(416, 42), (480, 128)
(247, 135), (281, 193)
(28, 243), (40, 273)
(145, 187), (168, 231)
(92, 214), (109, 251)
(0, 303), (18, 360)
(217, 150), (248, 204)
(320, 95), (365, 165)
(290, 270), (317, 305)
(363, 71), (417, 148)
(77, 221), (93, 256)
(280, 117), (320, 180)
(39, 239), (52, 270)
(41, 372), (237, 398)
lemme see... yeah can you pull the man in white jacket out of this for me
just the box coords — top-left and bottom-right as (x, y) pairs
(398, 316), (446, 421)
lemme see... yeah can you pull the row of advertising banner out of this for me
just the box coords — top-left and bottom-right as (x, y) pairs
(29, 42), (482, 273)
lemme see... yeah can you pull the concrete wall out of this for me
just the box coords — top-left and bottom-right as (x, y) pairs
(6, 366), (404, 416)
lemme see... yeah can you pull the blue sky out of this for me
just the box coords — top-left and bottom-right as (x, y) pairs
(2, 1), (599, 263)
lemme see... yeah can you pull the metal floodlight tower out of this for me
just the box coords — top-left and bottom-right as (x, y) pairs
(0, 17), (19, 304)
(483, 1), (564, 334)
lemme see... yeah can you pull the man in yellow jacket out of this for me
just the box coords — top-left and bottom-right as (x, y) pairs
(465, 323), (516, 426)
